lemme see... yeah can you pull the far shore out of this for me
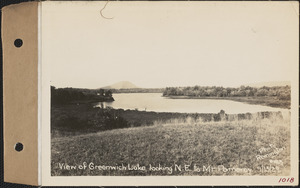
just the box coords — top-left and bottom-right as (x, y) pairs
(164, 95), (290, 109)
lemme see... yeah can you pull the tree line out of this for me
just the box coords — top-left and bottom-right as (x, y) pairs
(51, 86), (114, 104)
(163, 85), (291, 100)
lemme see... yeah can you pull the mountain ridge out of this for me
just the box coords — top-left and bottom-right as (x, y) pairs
(101, 81), (139, 89)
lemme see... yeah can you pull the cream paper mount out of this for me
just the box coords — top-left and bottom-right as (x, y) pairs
(2, 1), (299, 186)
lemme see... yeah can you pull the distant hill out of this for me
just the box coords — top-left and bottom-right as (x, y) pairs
(244, 81), (290, 88)
(101, 81), (139, 89)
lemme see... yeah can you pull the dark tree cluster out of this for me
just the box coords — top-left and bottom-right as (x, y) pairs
(51, 86), (114, 104)
(51, 107), (130, 135)
(51, 86), (85, 104)
(101, 109), (129, 130)
(163, 85), (291, 100)
(98, 89), (112, 97)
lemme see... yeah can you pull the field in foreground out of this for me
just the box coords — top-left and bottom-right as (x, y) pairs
(51, 114), (290, 176)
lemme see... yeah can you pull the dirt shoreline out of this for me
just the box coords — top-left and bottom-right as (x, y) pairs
(164, 96), (290, 109)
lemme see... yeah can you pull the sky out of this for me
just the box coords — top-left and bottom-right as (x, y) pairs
(42, 1), (299, 89)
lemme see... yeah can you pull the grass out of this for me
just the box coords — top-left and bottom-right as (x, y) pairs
(51, 113), (290, 176)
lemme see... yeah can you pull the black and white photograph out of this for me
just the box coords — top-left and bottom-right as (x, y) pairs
(41, 1), (298, 180)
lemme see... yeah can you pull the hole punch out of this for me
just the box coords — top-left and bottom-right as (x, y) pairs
(14, 39), (23, 48)
(15, 142), (23, 152)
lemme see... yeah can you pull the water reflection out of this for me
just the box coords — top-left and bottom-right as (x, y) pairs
(95, 93), (288, 114)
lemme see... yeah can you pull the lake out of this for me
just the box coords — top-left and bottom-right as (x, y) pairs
(95, 93), (287, 114)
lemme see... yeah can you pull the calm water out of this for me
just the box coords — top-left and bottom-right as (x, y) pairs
(95, 93), (287, 114)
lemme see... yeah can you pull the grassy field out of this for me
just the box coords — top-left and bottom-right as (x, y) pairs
(51, 112), (290, 176)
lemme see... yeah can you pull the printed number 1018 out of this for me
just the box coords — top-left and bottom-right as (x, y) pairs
(278, 178), (294, 183)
